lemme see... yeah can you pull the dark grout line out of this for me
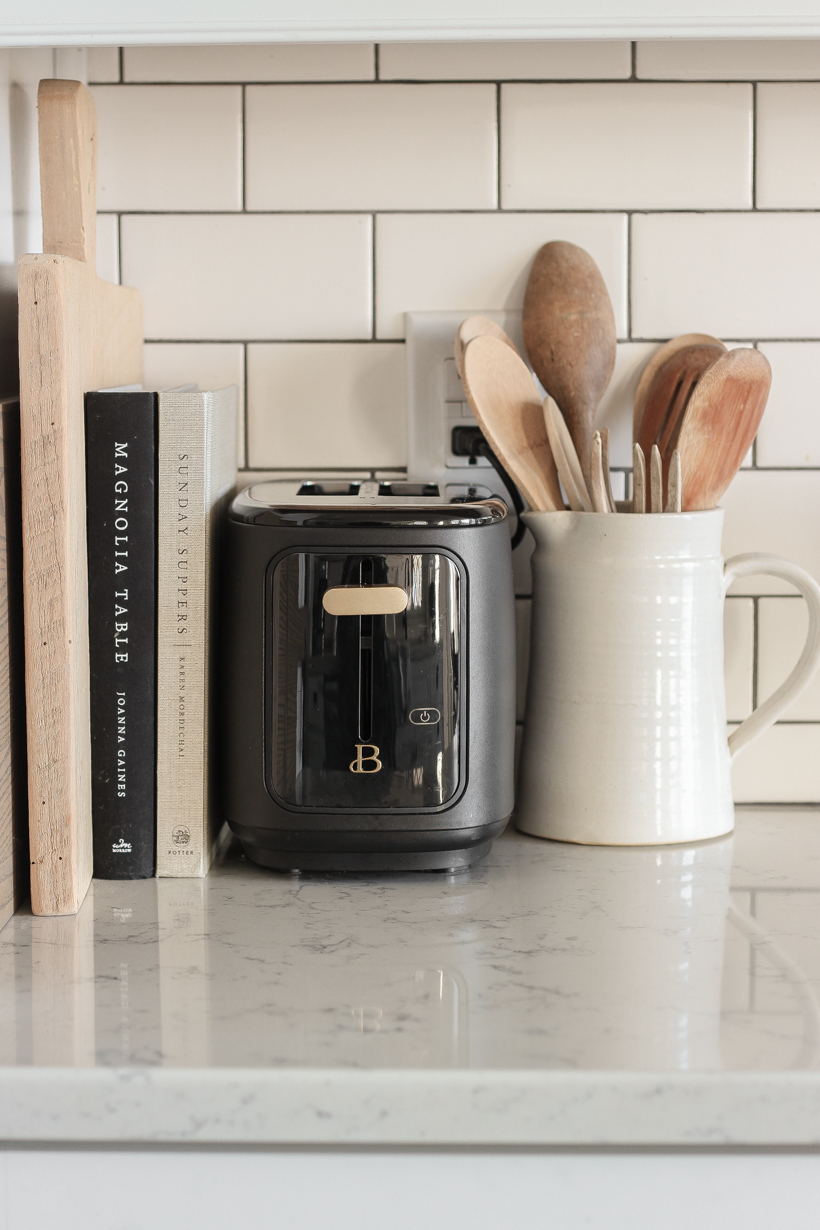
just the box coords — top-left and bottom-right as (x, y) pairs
(111, 207), (820, 218)
(143, 338), (406, 346)
(630, 42), (637, 81)
(371, 215), (377, 340)
(242, 342), (249, 470)
(626, 213), (632, 339)
(752, 596), (759, 711)
(752, 81), (758, 210)
(241, 84), (246, 212)
(496, 82), (502, 211)
(374, 44), (380, 81)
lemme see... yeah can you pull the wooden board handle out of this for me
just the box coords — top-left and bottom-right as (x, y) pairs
(38, 79), (97, 267)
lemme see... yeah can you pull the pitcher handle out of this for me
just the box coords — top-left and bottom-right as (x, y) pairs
(724, 553), (820, 761)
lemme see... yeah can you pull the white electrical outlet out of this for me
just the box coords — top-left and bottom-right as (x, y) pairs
(405, 310), (534, 592)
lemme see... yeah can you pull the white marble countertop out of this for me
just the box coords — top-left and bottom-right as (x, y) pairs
(2, 809), (820, 1146)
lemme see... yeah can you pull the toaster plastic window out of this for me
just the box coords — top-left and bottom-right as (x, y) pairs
(268, 552), (461, 810)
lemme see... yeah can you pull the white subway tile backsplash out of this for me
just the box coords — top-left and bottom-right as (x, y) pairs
(124, 43), (375, 83)
(375, 212), (627, 339)
(756, 344), (820, 467)
(92, 85), (242, 212)
(95, 214), (119, 285)
(757, 84), (820, 209)
(632, 213), (820, 339)
(724, 598), (754, 722)
(378, 40), (631, 81)
(721, 470), (820, 595)
(143, 342), (246, 466)
(758, 598), (820, 721)
(245, 84), (497, 211)
(501, 84), (752, 211)
(87, 46), (119, 84)
(637, 39), (820, 81)
(246, 342), (405, 469)
(121, 213), (373, 341)
(731, 722), (820, 803)
(54, 39), (820, 806)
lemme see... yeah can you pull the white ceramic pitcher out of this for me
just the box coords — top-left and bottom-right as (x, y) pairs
(516, 509), (820, 846)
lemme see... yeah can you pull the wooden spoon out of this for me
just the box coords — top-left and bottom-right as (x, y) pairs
(454, 315), (518, 385)
(523, 241), (617, 488)
(636, 343), (726, 477)
(633, 333), (725, 442)
(462, 336), (564, 512)
(675, 348), (772, 511)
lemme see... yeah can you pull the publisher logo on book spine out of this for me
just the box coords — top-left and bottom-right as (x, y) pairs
(172, 825), (191, 846)
(112, 838), (132, 853)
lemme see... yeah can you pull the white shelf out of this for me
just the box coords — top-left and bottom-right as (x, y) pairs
(4, 0), (820, 47)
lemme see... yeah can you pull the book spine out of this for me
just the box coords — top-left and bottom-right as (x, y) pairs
(85, 392), (157, 879)
(0, 400), (27, 930)
(156, 399), (209, 876)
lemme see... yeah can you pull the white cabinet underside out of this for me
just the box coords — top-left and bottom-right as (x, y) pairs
(5, 0), (820, 47)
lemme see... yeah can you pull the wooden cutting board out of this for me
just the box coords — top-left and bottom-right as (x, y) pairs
(19, 80), (143, 915)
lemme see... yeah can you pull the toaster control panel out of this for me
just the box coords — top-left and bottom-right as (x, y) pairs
(267, 551), (462, 811)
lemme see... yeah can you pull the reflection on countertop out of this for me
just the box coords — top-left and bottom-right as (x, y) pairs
(2, 808), (819, 1076)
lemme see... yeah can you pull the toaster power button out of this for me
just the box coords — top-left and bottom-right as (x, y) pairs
(409, 707), (441, 726)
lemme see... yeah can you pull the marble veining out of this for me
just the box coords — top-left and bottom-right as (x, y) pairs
(1, 809), (820, 1144)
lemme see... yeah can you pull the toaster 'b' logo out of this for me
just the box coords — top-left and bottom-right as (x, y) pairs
(350, 743), (382, 774)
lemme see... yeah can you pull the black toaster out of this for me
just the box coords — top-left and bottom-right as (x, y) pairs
(218, 479), (516, 872)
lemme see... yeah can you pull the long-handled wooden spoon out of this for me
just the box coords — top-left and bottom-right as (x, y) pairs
(523, 241), (616, 488)
(674, 348), (772, 510)
(462, 336), (564, 511)
(454, 315), (518, 385)
(633, 333), (725, 442)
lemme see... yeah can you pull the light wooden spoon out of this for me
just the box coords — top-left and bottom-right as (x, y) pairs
(675, 348), (772, 511)
(454, 315), (518, 385)
(523, 241), (617, 488)
(633, 333), (725, 442)
(462, 336), (564, 512)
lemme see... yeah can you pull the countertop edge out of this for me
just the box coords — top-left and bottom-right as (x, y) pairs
(2, 1068), (820, 1147)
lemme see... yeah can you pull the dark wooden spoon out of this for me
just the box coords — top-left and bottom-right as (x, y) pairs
(523, 241), (616, 488)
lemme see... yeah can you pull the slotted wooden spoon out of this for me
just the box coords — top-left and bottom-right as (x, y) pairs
(675, 348), (772, 510)
(523, 241), (616, 488)
(462, 336), (563, 511)
(636, 342), (726, 489)
(633, 333), (725, 442)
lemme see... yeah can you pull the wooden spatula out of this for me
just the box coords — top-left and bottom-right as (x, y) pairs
(19, 81), (143, 915)
(543, 396), (591, 512)
(675, 348), (772, 511)
(462, 336), (563, 512)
